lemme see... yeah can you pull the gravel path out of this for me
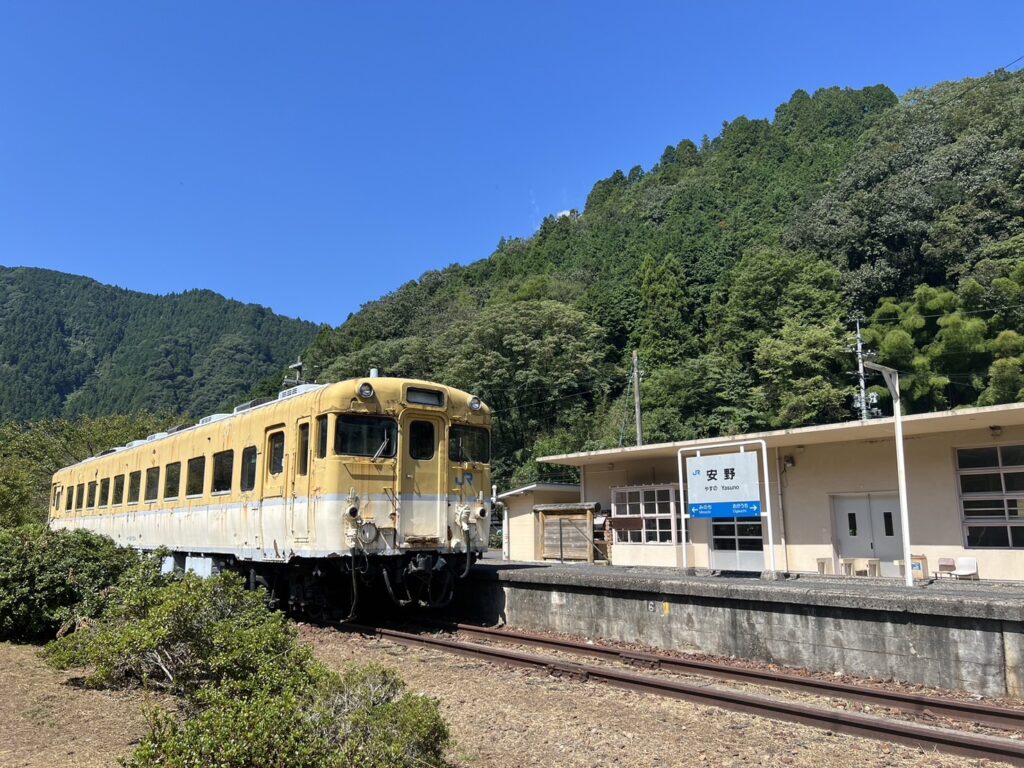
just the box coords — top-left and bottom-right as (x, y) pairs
(303, 625), (1012, 768)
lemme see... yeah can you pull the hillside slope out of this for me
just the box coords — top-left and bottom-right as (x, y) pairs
(302, 72), (1024, 483)
(0, 267), (318, 421)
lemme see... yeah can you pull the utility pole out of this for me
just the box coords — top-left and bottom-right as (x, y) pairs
(632, 350), (643, 446)
(855, 319), (868, 422)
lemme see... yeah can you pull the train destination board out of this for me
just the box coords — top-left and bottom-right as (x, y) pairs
(686, 451), (761, 518)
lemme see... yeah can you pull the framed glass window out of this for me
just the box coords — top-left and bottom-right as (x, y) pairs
(65, 486), (74, 511)
(87, 481), (97, 508)
(186, 456), (206, 496)
(334, 415), (396, 459)
(145, 467), (160, 502)
(75, 483), (84, 510)
(316, 415), (328, 459)
(241, 446), (258, 492)
(164, 462), (181, 500)
(98, 478), (110, 508)
(213, 450), (234, 493)
(957, 444), (1024, 548)
(449, 425), (490, 463)
(610, 485), (683, 544)
(128, 471), (142, 503)
(409, 420), (435, 460)
(297, 424), (309, 476)
(268, 432), (285, 475)
(112, 475), (125, 505)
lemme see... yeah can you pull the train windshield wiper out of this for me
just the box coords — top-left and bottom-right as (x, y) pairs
(371, 432), (390, 461)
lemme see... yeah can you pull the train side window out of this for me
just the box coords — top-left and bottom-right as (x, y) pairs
(297, 424), (310, 476)
(241, 446), (258, 491)
(409, 421), (435, 460)
(65, 486), (74, 511)
(112, 475), (125, 505)
(268, 432), (285, 475)
(128, 471), (142, 503)
(316, 415), (328, 459)
(164, 462), (181, 500)
(53, 486), (61, 511)
(75, 483), (85, 510)
(99, 478), (110, 508)
(145, 467), (160, 502)
(213, 450), (234, 493)
(87, 481), (97, 509)
(186, 456), (206, 497)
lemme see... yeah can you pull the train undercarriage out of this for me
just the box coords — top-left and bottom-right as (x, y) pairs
(168, 550), (477, 621)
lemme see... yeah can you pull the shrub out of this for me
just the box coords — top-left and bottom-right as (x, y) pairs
(46, 570), (452, 767)
(0, 524), (141, 641)
(45, 571), (307, 698)
(125, 665), (450, 768)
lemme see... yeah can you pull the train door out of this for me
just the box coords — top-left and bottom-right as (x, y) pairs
(289, 418), (312, 541)
(398, 415), (445, 543)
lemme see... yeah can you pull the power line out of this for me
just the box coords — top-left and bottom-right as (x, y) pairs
(934, 52), (1024, 107)
(857, 301), (1024, 327)
(489, 388), (600, 415)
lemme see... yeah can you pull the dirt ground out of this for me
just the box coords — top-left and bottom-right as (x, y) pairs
(0, 643), (151, 768)
(0, 633), (1015, 768)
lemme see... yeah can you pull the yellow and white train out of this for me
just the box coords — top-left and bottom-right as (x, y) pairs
(48, 376), (492, 615)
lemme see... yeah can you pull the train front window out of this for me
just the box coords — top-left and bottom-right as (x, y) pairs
(335, 415), (397, 459)
(316, 415), (328, 459)
(409, 420), (435, 460)
(449, 425), (490, 463)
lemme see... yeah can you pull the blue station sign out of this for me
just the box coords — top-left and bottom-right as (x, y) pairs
(685, 451), (762, 519)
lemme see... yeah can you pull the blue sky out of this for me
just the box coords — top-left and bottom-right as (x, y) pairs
(2, 2), (1023, 324)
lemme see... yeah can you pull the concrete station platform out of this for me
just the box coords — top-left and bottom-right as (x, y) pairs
(454, 561), (1024, 697)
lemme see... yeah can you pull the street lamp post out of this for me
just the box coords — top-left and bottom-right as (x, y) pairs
(864, 362), (914, 587)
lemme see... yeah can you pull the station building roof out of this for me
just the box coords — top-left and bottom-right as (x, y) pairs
(497, 482), (580, 499)
(538, 401), (1024, 468)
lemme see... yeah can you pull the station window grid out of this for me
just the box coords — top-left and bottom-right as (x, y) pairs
(610, 484), (683, 545)
(956, 444), (1024, 549)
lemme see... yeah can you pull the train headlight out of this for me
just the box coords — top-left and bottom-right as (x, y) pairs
(469, 396), (482, 412)
(358, 382), (375, 399)
(477, 506), (488, 519)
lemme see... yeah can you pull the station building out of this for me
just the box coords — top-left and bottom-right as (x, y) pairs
(520, 401), (1024, 581)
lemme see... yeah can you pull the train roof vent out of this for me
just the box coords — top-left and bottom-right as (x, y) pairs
(233, 397), (274, 413)
(127, 439), (147, 448)
(278, 383), (321, 401)
(146, 432), (169, 442)
(199, 413), (230, 426)
(166, 424), (187, 434)
(97, 448), (117, 457)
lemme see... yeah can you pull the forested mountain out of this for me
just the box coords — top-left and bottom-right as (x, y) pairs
(0, 267), (318, 422)
(301, 71), (1024, 485)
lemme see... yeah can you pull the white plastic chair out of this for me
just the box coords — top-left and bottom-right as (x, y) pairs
(951, 557), (979, 580)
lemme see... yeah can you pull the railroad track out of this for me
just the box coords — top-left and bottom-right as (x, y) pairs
(340, 621), (1024, 765)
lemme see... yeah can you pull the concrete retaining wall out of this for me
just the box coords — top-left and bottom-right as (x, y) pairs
(455, 567), (1024, 697)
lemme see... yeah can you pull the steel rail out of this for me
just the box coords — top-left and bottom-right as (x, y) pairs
(341, 623), (1024, 765)
(430, 621), (1024, 732)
